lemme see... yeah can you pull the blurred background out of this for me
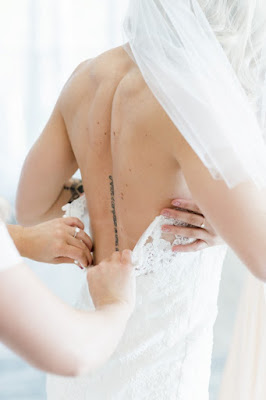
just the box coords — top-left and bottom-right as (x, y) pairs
(0, 0), (246, 399)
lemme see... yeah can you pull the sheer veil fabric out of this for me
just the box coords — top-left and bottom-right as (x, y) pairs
(123, 0), (266, 190)
(123, 0), (266, 295)
(123, 0), (266, 398)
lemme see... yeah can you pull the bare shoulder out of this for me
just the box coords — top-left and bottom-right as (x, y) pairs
(91, 46), (134, 82)
(58, 47), (133, 113)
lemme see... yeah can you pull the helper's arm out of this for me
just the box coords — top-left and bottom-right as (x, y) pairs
(0, 251), (134, 376)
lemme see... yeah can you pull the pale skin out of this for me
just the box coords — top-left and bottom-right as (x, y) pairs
(0, 200), (219, 377)
(10, 44), (255, 377)
(16, 47), (266, 281)
(7, 217), (93, 268)
(161, 198), (224, 252)
(9, 200), (221, 268)
(7, 197), (220, 269)
(0, 250), (135, 376)
(1, 46), (224, 378)
(1, 200), (218, 376)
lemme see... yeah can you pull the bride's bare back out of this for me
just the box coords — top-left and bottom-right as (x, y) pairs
(16, 45), (266, 280)
(61, 47), (192, 263)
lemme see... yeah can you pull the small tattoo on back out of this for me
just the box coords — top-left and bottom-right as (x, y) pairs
(64, 179), (84, 204)
(109, 175), (119, 251)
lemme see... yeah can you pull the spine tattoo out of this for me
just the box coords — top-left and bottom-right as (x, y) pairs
(109, 175), (119, 251)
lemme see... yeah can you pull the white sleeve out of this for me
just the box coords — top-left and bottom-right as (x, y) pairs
(0, 221), (22, 272)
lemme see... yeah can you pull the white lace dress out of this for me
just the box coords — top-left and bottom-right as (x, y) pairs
(47, 196), (227, 400)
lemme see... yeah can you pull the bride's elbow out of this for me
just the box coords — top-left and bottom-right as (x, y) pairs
(71, 347), (111, 377)
(249, 259), (266, 283)
(255, 268), (266, 283)
(239, 249), (266, 283)
(58, 357), (94, 378)
(70, 357), (103, 378)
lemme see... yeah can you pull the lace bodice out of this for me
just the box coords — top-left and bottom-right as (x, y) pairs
(62, 196), (198, 276)
(47, 196), (227, 400)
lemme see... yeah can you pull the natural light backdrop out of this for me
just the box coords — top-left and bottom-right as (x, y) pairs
(0, 1), (245, 399)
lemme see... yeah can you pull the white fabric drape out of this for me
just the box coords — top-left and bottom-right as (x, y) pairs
(219, 272), (266, 400)
(123, 0), (266, 190)
(123, 3), (266, 398)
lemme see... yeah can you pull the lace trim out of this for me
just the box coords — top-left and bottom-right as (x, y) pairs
(62, 197), (196, 277)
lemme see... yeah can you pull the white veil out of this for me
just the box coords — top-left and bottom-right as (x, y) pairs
(123, 1), (266, 398)
(123, 0), (266, 190)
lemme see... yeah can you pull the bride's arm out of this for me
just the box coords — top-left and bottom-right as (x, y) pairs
(16, 102), (78, 225)
(0, 251), (135, 377)
(175, 133), (266, 281)
(16, 61), (89, 226)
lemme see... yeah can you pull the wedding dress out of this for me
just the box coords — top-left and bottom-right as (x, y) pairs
(47, 195), (227, 400)
(48, 0), (266, 398)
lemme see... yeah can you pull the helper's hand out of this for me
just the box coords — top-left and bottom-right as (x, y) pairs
(87, 250), (136, 315)
(161, 198), (224, 252)
(21, 217), (93, 267)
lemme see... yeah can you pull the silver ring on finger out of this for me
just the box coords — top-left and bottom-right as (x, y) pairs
(74, 227), (80, 238)
(74, 260), (85, 269)
(200, 218), (205, 229)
